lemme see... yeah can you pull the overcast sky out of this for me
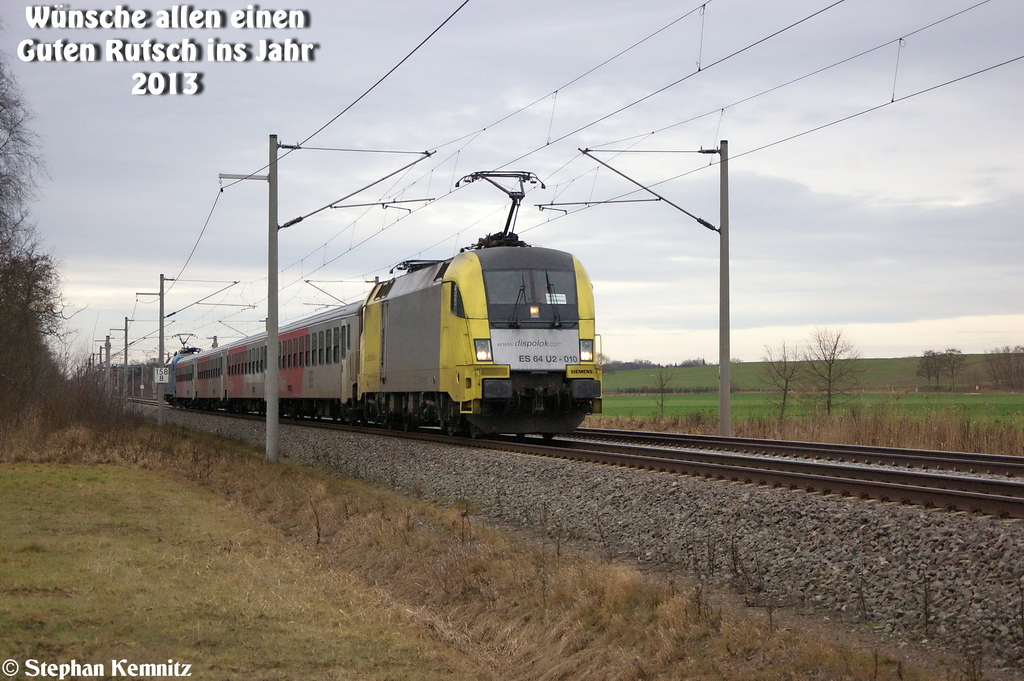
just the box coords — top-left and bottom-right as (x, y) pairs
(5, 0), (1022, 365)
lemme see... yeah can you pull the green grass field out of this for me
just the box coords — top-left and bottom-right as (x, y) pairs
(597, 391), (1024, 423)
(598, 355), (1024, 424)
(601, 355), (994, 393)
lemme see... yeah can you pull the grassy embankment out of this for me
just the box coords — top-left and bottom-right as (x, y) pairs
(590, 356), (1024, 454)
(1, 418), (940, 680)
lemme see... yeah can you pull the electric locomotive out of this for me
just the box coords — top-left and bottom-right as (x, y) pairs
(360, 240), (602, 436)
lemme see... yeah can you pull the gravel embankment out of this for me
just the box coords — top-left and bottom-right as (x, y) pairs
(161, 408), (1024, 670)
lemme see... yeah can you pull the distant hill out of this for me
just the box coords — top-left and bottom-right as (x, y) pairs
(601, 355), (993, 393)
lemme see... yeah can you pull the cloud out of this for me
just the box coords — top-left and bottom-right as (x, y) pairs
(4, 0), (1022, 362)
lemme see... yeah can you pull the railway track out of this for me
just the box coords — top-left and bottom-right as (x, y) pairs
(570, 427), (1024, 477)
(144, 401), (1024, 519)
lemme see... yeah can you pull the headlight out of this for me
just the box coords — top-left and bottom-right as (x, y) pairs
(580, 339), (594, 363)
(474, 339), (493, 362)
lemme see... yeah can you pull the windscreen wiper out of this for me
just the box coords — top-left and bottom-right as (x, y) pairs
(545, 271), (562, 329)
(508, 282), (526, 328)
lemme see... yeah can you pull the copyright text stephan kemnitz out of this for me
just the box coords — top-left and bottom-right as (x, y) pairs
(4, 657), (193, 678)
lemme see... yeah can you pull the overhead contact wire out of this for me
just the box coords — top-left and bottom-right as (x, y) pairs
(218, 0), (470, 192)
(164, 188), (223, 294)
(536, 50), (1024, 228)
(497, 0), (849, 170)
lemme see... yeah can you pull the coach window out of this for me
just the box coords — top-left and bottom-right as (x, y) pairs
(341, 324), (347, 359)
(325, 329), (332, 365)
(334, 326), (341, 362)
(318, 330), (324, 365)
(305, 334), (311, 366)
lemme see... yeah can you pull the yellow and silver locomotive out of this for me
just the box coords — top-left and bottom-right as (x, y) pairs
(360, 242), (601, 436)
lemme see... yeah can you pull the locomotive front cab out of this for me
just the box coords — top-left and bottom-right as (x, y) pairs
(441, 245), (601, 435)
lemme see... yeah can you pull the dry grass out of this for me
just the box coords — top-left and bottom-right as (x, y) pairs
(586, 404), (1024, 456)
(0, 462), (484, 678)
(1, 420), (946, 679)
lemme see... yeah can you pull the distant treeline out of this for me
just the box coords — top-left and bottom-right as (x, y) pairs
(603, 358), (707, 372)
(983, 346), (1024, 390)
(917, 346), (1024, 391)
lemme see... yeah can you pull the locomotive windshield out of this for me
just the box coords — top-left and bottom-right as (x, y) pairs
(483, 269), (578, 328)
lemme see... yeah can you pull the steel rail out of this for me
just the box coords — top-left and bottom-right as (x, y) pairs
(574, 427), (1024, 477)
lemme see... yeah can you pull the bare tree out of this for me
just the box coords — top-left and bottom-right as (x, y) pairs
(916, 350), (942, 389)
(801, 327), (861, 415)
(0, 46), (65, 425)
(761, 341), (799, 421)
(940, 348), (966, 393)
(985, 345), (1024, 390)
(650, 366), (675, 419)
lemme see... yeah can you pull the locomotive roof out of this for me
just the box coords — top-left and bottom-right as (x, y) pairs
(369, 245), (577, 304)
(473, 245), (575, 271)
